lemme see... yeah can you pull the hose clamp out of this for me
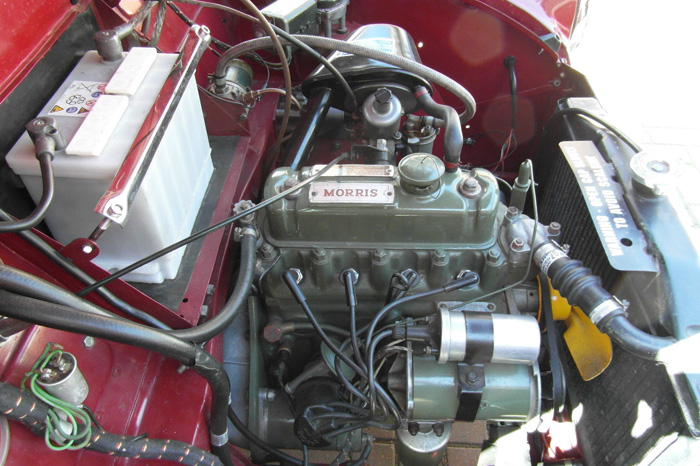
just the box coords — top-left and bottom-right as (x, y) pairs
(534, 243), (568, 275)
(588, 299), (623, 326)
(210, 430), (229, 447)
(233, 226), (259, 242)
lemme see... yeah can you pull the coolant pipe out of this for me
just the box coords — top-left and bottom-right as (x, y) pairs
(414, 86), (463, 172)
(169, 230), (257, 343)
(515, 219), (677, 360)
(281, 87), (333, 170)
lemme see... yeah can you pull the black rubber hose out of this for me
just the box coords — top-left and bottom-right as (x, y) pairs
(541, 249), (675, 359)
(414, 86), (463, 172)
(0, 153), (54, 233)
(546, 258), (611, 312)
(504, 56), (517, 130)
(600, 315), (675, 360)
(0, 265), (125, 320)
(0, 227), (256, 342)
(0, 210), (170, 329)
(0, 381), (224, 466)
(0, 291), (233, 466)
(282, 87), (334, 170)
(170, 231), (256, 343)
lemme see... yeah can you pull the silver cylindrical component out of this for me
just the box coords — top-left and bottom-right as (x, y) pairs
(397, 421), (451, 466)
(491, 314), (541, 364)
(438, 310), (540, 365)
(361, 88), (403, 140)
(37, 351), (89, 406)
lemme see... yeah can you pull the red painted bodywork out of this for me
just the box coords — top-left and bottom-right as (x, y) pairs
(0, 1), (581, 465)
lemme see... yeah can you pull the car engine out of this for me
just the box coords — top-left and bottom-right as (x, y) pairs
(0, 2), (698, 466)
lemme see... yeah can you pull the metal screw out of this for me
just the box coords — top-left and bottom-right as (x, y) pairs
(547, 222), (561, 236)
(83, 336), (95, 348)
(206, 284), (216, 296)
(511, 238), (525, 251)
(432, 423), (445, 437)
(408, 422), (420, 436)
(486, 249), (500, 264)
(82, 245), (93, 254)
(467, 370), (478, 383)
(505, 206), (519, 220)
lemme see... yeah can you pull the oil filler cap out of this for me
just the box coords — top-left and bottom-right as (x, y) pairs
(398, 153), (445, 195)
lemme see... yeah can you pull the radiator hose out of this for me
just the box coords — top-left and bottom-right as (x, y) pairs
(514, 218), (676, 360)
(414, 86), (463, 172)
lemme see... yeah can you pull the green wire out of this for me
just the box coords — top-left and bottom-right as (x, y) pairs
(24, 343), (92, 451)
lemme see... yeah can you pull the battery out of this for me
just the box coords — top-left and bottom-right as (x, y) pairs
(6, 49), (213, 282)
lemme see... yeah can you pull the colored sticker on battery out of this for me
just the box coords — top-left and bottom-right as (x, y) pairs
(559, 141), (656, 272)
(49, 81), (107, 118)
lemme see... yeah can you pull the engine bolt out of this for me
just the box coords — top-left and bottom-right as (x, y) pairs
(505, 206), (519, 220)
(83, 336), (95, 348)
(312, 248), (327, 262)
(486, 249), (501, 264)
(431, 249), (447, 265)
(460, 177), (482, 198)
(511, 238), (525, 251)
(432, 423), (445, 437)
(372, 248), (387, 263)
(547, 222), (562, 236)
(408, 422), (420, 436)
(261, 243), (275, 260)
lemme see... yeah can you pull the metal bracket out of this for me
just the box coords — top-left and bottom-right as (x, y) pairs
(94, 25), (211, 227)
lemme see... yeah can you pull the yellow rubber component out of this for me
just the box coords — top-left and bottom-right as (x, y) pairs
(564, 306), (612, 381)
(539, 278), (613, 381)
(548, 284), (572, 321)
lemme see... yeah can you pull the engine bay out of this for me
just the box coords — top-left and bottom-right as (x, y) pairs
(0, 1), (698, 465)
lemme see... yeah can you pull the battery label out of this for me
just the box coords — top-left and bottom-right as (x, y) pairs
(49, 81), (107, 118)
